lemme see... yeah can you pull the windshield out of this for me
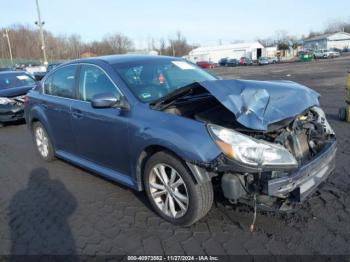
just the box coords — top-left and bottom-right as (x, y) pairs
(114, 59), (216, 103)
(0, 73), (35, 89)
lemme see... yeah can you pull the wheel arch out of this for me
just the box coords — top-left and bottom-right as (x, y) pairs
(27, 106), (56, 148)
(135, 144), (213, 191)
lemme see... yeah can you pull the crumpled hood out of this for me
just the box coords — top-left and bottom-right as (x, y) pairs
(199, 79), (320, 131)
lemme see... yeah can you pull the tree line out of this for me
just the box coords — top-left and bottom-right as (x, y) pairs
(257, 19), (350, 49)
(0, 24), (195, 63)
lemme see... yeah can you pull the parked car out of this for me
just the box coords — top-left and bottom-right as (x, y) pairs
(196, 61), (215, 69)
(268, 57), (278, 64)
(327, 49), (340, 58)
(226, 58), (239, 67)
(258, 57), (269, 65)
(330, 48), (342, 53)
(0, 71), (36, 127)
(313, 49), (327, 59)
(25, 55), (337, 226)
(218, 58), (229, 67)
(239, 57), (253, 66)
(313, 49), (339, 59)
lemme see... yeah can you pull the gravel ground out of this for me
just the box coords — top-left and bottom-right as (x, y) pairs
(0, 56), (349, 257)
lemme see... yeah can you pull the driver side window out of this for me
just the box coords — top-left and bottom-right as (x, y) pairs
(78, 65), (119, 102)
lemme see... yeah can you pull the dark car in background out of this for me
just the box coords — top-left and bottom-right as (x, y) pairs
(0, 71), (36, 127)
(25, 55), (336, 226)
(219, 58), (239, 67)
(226, 58), (239, 67)
(218, 57), (229, 66)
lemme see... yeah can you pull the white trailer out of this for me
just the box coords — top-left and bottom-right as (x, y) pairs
(187, 42), (265, 63)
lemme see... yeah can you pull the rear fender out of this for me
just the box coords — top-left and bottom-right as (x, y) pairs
(27, 105), (57, 149)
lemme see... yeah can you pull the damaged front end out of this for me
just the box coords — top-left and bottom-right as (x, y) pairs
(207, 106), (336, 212)
(0, 95), (27, 123)
(154, 79), (336, 211)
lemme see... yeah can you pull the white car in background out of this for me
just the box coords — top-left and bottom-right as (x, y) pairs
(313, 49), (340, 59)
(268, 57), (278, 63)
(327, 49), (340, 58)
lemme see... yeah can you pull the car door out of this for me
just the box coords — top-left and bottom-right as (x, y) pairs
(70, 64), (130, 175)
(42, 64), (77, 153)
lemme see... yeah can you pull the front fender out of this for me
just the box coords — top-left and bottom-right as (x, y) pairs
(129, 107), (222, 189)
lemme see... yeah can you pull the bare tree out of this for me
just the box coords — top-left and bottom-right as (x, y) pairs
(103, 33), (134, 54)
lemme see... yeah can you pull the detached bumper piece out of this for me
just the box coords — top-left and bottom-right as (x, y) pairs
(268, 140), (336, 202)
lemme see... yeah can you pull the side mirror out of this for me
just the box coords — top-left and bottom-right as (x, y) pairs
(91, 92), (129, 110)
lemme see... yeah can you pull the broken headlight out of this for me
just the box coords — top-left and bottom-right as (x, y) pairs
(208, 124), (298, 167)
(0, 97), (15, 105)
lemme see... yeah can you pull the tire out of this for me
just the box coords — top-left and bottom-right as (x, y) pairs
(144, 151), (213, 226)
(339, 107), (347, 121)
(0, 122), (4, 128)
(32, 122), (55, 161)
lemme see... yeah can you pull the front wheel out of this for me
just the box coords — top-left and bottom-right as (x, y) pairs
(144, 151), (213, 226)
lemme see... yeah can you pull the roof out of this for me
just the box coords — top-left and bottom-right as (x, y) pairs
(304, 32), (350, 42)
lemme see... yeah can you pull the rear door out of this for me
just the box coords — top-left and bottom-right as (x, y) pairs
(70, 64), (130, 175)
(42, 64), (78, 153)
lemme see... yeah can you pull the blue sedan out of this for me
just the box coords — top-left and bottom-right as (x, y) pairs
(24, 55), (336, 225)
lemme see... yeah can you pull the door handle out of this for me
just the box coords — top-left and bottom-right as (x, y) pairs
(72, 109), (83, 119)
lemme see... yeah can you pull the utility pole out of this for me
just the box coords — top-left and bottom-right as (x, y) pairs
(35, 0), (48, 65)
(2, 29), (13, 66)
(171, 41), (175, 56)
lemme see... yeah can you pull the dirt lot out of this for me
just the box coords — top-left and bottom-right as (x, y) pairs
(0, 56), (349, 256)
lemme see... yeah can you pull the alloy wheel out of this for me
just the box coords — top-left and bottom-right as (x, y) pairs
(35, 126), (49, 158)
(149, 164), (189, 218)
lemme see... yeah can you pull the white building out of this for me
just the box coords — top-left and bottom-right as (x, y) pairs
(265, 46), (278, 57)
(303, 32), (350, 50)
(186, 42), (265, 63)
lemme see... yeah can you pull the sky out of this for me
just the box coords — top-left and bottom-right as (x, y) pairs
(1, 0), (349, 48)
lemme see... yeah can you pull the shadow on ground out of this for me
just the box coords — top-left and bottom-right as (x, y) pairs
(8, 168), (77, 255)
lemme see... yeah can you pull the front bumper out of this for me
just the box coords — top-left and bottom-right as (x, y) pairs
(0, 103), (25, 123)
(267, 140), (337, 202)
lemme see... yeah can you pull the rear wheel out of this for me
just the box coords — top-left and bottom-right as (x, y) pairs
(144, 151), (213, 226)
(0, 122), (3, 128)
(33, 122), (55, 161)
